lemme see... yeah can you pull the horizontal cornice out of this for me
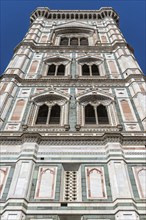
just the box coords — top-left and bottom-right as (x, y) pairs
(0, 131), (145, 145)
(30, 7), (119, 25)
(1, 74), (145, 86)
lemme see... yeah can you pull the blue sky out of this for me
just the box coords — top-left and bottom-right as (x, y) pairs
(0, 0), (146, 74)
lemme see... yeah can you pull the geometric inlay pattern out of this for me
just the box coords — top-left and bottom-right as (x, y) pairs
(64, 171), (78, 201)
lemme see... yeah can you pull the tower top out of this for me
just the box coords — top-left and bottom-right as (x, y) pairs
(30, 7), (119, 25)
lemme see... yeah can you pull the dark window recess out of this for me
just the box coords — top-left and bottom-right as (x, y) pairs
(57, 64), (65, 75)
(85, 104), (96, 124)
(82, 64), (90, 76)
(70, 37), (78, 46)
(49, 104), (60, 124)
(60, 37), (68, 46)
(92, 64), (100, 75)
(97, 104), (109, 124)
(36, 104), (48, 124)
(80, 37), (88, 45)
(48, 64), (56, 75)
(61, 203), (68, 207)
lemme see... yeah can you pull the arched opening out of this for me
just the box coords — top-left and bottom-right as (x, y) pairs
(93, 14), (96, 19)
(47, 64), (56, 75)
(85, 104), (96, 124)
(49, 105), (61, 124)
(36, 104), (48, 124)
(80, 14), (83, 19)
(82, 64), (90, 76)
(70, 37), (78, 46)
(92, 64), (99, 75)
(84, 14), (87, 19)
(97, 105), (109, 124)
(80, 37), (88, 46)
(57, 64), (65, 75)
(53, 14), (56, 19)
(60, 37), (69, 46)
(71, 14), (74, 19)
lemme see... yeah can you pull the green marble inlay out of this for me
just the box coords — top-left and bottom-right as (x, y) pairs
(69, 87), (77, 131)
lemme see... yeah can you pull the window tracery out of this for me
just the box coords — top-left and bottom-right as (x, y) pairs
(85, 104), (109, 125)
(76, 89), (117, 128)
(47, 64), (65, 76)
(28, 89), (70, 129)
(82, 64), (100, 76)
(77, 56), (105, 77)
(60, 37), (88, 46)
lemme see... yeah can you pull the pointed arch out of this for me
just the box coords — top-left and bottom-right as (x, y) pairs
(49, 104), (61, 124)
(85, 104), (96, 124)
(97, 104), (109, 124)
(57, 64), (65, 75)
(70, 37), (78, 46)
(60, 37), (69, 46)
(36, 104), (48, 124)
(47, 64), (56, 75)
(91, 64), (99, 75)
(82, 64), (90, 76)
(80, 37), (88, 46)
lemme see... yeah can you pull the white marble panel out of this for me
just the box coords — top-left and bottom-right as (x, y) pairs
(35, 166), (57, 199)
(8, 160), (34, 198)
(108, 161), (132, 199)
(85, 167), (106, 199)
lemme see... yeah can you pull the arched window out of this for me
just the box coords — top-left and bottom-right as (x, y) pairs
(85, 104), (96, 124)
(82, 64), (90, 76)
(57, 64), (65, 75)
(70, 37), (78, 46)
(48, 64), (56, 75)
(92, 64), (99, 75)
(36, 104), (61, 125)
(84, 104), (109, 125)
(80, 37), (88, 46)
(60, 37), (69, 46)
(36, 104), (48, 124)
(97, 105), (109, 124)
(49, 105), (60, 124)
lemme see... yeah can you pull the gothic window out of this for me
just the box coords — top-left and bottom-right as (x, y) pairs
(36, 104), (61, 125)
(57, 64), (65, 76)
(70, 37), (78, 46)
(49, 105), (61, 124)
(82, 64), (90, 76)
(97, 105), (109, 124)
(36, 104), (48, 124)
(60, 37), (69, 45)
(80, 37), (88, 45)
(47, 64), (65, 76)
(91, 64), (100, 75)
(85, 104), (109, 125)
(60, 37), (88, 46)
(82, 64), (100, 76)
(47, 64), (56, 75)
(85, 104), (96, 124)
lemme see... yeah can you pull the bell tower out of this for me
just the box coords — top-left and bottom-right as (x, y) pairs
(0, 7), (146, 220)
